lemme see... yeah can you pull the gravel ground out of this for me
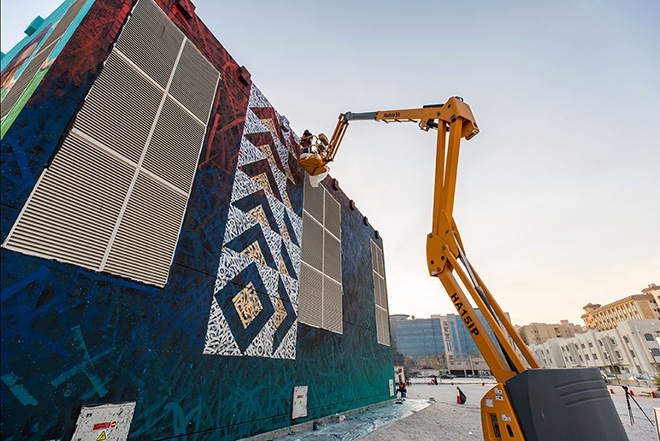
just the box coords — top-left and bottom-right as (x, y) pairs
(359, 383), (659, 441)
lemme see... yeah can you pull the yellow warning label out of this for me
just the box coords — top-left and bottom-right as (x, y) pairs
(97, 431), (106, 441)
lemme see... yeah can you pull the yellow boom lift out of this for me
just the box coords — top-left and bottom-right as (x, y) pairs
(299, 97), (628, 441)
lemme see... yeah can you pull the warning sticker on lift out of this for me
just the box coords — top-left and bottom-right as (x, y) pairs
(502, 414), (511, 422)
(97, 431), (106, 441)
(486, 398), (494, 408)
(495, 394), (504, 401)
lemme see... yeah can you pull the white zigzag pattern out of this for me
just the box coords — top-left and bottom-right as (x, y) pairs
(205, 86), (303, 360)
(203, 296), (242, 356)
(237, 137), (266, 167)
(248, 84), (272, 109)
(230, 170), (261, 203)
(222, 205), (258, 245)
(243, 108), (270, 135)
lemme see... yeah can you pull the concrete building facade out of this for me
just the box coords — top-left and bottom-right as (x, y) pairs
(643, 283), (660, 305)
(516, 320), (584, 345)
(581, 293), (660, 331)
(529, 320), (660, 378)
(1, 1), (394, 439)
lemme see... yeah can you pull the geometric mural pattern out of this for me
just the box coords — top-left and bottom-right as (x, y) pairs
(203, 84), (302, 359)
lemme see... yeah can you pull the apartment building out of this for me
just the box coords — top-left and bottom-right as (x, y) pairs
(581, 293), (660, 331)
(516, 320), (584, 345)
(530, 320), (660, 377)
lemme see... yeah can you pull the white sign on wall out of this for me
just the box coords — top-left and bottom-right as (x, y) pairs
(70, 402), (136, 441)
(389, 379), (394, 396)
(292, 385), (308, 419)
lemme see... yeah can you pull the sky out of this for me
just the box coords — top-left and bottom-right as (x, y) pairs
(2, 0), (659, 326)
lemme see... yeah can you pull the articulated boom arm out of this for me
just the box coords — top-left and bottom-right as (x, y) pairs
(299, 97), (539, 385)
(299, 97), (631, 441)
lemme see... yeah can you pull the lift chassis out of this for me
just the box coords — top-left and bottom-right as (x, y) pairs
(299, 97), (628, 441)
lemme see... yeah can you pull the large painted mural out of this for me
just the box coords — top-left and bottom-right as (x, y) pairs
(203, 85), (303, 360)
(0, 1), (394, 440)
(0, 0), (98, 137)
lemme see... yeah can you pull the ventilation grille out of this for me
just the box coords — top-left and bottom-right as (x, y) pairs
(143, 96), (206, 192)
(3, 0), (220, 287)
(323, 276), (343, 333)
(376, 308), (390, 346)
(74, 51), (162, 163)
(4, 135), (134, 269)
(168, 41), (218, 121)
(323, 231), (341, 282)
(104, 173), (187, 286)
(115, 0), (183, 87)
(324, 192), (341, 239)
(303, 175), (324, 223)
(301, 213), (323, 271)
(371, 240), (390, 346)
(298, 178), (343, 333)
(298, 262), (323, 328)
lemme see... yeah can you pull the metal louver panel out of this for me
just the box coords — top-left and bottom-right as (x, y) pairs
(1, 48), (50, 118)
(142, 97), (206, 192)
(37, 0), (87, 52)
(74, 51), (162, 163)
(4, 135), (134, 269)
(168, 41), (218, 121)
(324, 193), (341, 239)
(377, 246), (384, 276)
(323, 231), (341, 282)
(374, 275), (382, 307)
(115, 0), (183, 88)
(375, 308), (384, 343)
(298, 262), (323, 328)
(303, 176), (324, 223)
(104, 172), (187, 286)
(323, 276), (343, 334)
(371, 238), (390, 345)
(301, 213), (323, 271)
(376, 308), (390, 345)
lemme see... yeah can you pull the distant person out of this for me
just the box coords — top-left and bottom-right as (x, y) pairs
(300, 129), (313, 154)
(398, 382), (407, 398)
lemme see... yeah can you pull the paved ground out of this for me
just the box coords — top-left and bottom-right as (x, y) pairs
(360, 383), (658, 441)
(273, 381), (659, 440)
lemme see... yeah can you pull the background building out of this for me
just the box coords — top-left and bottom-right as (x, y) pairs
(516, 320), (584, 345)
(390, 310), (510, 377)
(1, 1), (393, 439)
(530, 320), (660, 378)
(581, 291), (660, 331)
(643, 283), (660, 305)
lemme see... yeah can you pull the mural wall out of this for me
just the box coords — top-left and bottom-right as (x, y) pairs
(1, 0), (97, 137)
(0, 1), (393, 440)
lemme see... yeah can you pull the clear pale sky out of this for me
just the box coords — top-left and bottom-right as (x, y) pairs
(3, 1), (658, 326)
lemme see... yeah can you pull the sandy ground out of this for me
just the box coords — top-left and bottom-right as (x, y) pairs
(359, 383), (659, 441)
